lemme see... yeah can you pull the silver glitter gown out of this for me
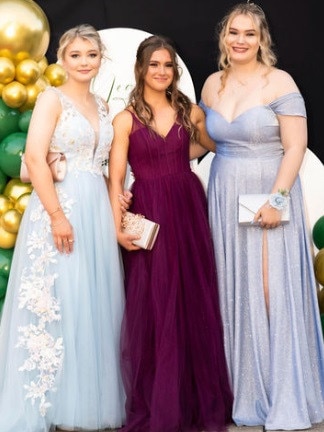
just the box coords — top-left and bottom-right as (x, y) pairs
(200, 92), (324, 430)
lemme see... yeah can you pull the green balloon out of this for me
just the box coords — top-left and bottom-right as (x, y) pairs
(313, 216), (324, 250)
(0, 248), (14, 279)
(0, 168), (8, 194)
(18, 110), (33, 133)
(0, 98), (20, 142)
(0, 297), (4, 315)
(314, 249), (324, 286)
(0, 132), (27, 178)
(0, 275), (8, 299)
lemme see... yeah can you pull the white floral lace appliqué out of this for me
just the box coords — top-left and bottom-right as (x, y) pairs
(15, 192), (74, 417)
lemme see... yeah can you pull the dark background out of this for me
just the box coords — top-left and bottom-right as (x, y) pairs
(35, 0), (322, 162)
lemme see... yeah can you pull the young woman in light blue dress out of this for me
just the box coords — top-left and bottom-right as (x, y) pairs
(0, 24), (126, 431)
(200, 3), (324, 430)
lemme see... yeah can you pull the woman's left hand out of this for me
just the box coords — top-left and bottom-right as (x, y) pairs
(118, 190), (133, 212)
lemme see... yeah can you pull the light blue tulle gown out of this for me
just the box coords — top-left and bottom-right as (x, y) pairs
(0, 87), (126, 431)
(201, 92), (324, 430)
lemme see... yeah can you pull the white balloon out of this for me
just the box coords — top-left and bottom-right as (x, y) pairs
(92, 27), (197, 184)
(92, 27), (196, 119)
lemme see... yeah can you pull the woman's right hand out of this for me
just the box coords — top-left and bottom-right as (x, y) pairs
(51, 216), (75, 254)
(254, 204), (282, 229)
(117, 231), (141, 251)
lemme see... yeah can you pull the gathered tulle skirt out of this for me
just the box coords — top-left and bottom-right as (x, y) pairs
(0, 171), (126, 431)
(120, 171), (233, 432)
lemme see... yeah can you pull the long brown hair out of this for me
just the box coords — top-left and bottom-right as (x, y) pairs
(129, 35), (197, 140)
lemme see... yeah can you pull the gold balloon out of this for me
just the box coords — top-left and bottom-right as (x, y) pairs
(44, 64), (67, 87)
(0, 83), (4, 96)
(0, 225), (17, 249)
(19, 75), (49, 112)
(36, 75), (50, 90)
(2, 80), (27, 108)
(14, 192), (31, 213)
(38, 56), (49, 74)
(315, 249), (324, 286)
(0, 57), (15, 85)
(0, 0), (50, 62)
(14, 51), (30, 65)
(1, 208), (22, 233)
(18, 82), (41, 111)
(0, 195), (13, 216)
(0, 48), (13, 60)
(3, 178), (33, 203)
(15, 59), (41, 85)
(318, 287), (324, 314)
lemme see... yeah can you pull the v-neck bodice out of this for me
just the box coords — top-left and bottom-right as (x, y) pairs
(49, 86), (113, 175)
(127, 111), (191, 180)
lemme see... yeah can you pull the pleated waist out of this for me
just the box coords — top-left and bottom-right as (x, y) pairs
(132, 167), (193, 182)
(216, 143), (284, 159)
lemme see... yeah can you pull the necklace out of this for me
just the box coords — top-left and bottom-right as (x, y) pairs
(231, 63), (262, 87)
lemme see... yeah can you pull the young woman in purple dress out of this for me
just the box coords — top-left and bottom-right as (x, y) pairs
(108, 34), (233, 432)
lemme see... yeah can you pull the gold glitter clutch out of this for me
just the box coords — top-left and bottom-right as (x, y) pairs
(122, 211), (160, 250)
(238, 194), (290, 226)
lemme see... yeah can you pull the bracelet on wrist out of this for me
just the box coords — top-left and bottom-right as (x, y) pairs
(268, 189), (290, 211)
(49, 206), (62, 216)
(51, 218), (65, 228)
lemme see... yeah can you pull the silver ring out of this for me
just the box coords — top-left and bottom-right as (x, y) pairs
(68, 239), (74, 243)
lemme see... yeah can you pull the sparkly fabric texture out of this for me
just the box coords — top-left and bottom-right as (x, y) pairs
(120, 112), (233, 432)
(200, 92), (324, 430)
(0, 87), (126, 431)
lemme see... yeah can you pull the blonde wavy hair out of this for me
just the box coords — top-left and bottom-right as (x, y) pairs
(57, 24), (106, 62)
(217, 3), (277, 93)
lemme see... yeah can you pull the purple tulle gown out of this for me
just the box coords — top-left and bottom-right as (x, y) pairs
(120, 111), (233, 432)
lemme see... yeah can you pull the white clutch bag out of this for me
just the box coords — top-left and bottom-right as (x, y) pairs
(122, 211), (160, 250)
(238, 194), (290, 226)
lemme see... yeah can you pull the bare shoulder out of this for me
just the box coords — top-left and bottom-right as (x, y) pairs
(190, 103), (205, 123)
(202, 71), (221, 88)
(268, 68), (300, 95)
(36, 86), (61, 107)
(30, 87), (61, 122)
(113, 108), (132, 123)
(112, 108), (133, 131)
(201, 71), (222, 103)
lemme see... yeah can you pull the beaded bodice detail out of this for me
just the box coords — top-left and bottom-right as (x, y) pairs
(49, 87), (113, 175)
